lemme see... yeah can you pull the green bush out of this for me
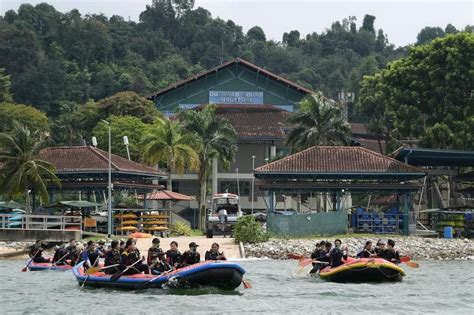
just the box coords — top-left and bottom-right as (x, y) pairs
(170, 221), (192, 236)
(234, 215), (269, 244)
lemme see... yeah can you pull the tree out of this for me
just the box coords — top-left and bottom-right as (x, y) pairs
(359, 32), (474, 151)
(0, 103), (50, 133)
(416, 26), (445, 45)
(285, 93), (351, 153)
(0, 122), (60, 211)
(178, 105), (237, 229)
(141, 118), (199, 191)
(92, 115), (150, 161)
(247, 26), (266, 43)
(0, 68), (12, 103)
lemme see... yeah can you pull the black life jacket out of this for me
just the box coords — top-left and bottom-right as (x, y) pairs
(166, 249), (181, 266)
(205, 250), (224, 260)
(105, 249), (122, 266)
(147, 247), (164, 265)
(182, 250), (200, 265)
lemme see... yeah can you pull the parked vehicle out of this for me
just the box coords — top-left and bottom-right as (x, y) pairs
(206, 193), (242, 238)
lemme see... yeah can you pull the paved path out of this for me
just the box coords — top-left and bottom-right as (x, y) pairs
(135, 236), (241, 259)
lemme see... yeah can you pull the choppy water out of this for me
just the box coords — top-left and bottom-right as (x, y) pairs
(1, 259), (473, 314)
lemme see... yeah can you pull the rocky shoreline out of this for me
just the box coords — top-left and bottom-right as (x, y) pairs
(244, 237), (474, 260)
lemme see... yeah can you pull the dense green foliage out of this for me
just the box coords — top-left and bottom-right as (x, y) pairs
(234, 215), (269, 244)
(286, 93), (351, 153)
(0, 102), (50, 133)
(0, 123), (60, 209)
(358, 33), (474, 151)
(170, 221), (193, 236)
(2, 1), (467, 124)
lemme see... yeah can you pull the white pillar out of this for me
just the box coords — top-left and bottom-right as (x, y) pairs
(212, 157), (218, 196)
(270, 145), (276, 159)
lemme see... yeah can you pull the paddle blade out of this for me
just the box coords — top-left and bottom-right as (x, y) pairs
(21, 267), (27, 272)
(110, 271), (123, 282)
(400, 256), (411, 262)
(243, 280), (252, 289)
(288, 253), (304, 260)
(404, 261), (419, 268)
(298, 258), (313, 267)
(85, 267), (101, 275)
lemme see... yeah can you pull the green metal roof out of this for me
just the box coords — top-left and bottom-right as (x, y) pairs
(392, 148), (474, 167)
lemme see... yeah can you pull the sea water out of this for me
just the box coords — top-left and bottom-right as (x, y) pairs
(1, 259), (472, 314)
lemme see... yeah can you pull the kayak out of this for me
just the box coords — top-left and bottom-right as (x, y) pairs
(319, 257), (405, 283)
(27, 260), (74, 271)
(73, 260), (245, 290)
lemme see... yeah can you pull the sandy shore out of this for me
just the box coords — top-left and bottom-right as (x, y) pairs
(244, 237), (474, 260)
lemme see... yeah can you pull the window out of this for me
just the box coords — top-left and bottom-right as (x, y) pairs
(219, 181), (251, 196)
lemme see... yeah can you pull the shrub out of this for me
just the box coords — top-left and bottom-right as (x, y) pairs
(170, 221), (192, 236)
(234, 215), (269, 244)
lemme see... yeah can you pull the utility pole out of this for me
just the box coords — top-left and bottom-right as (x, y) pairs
(101, 119), (113, 237)
(251, 155), (256, 215)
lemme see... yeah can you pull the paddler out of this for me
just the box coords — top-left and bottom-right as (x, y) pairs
(328, 239), (348, 268)
(309, 241), (325, 274)
(180, 242), (201, 267)
(121, 238), (149, 275)
(52, 244), (68, 265)
(29, 240), (50, 263)
(81, 240), (102, 270)
(104, 240), (122, 274)
(165, 241), (182, 269)
(374, 239), (386, 256)
(381, 239), (401, 264)
(205, 243), (227, 261)
(357, 240), (375, 258)
(65, 239), (80, 266)
(148, 238), (172, 275)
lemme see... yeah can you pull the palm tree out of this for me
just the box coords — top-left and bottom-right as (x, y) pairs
(141, 118), (199, 192)
(178, 105), (237, 229)
(0, 122), (60, 212)
(286, 93), (351, 153)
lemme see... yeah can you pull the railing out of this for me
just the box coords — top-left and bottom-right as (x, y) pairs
(0, 214), (82, 230)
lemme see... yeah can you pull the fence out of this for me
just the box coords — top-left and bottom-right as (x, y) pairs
(266, 211), (347, 237)
(0, 214), (82, 230)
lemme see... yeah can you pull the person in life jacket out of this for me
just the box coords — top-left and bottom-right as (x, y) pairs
(166, 241), (182, 269)
(357, 240), (375, 258)
(148, 238), (171, 275)
(374, 239), (386, 256)
(119, 240), (126, 254)
(380, 239), (401, 264)
(120, 238), (149, 275)
(205, 243), (227, 261)
(52, 244), (68, 265)
(328, 239), (348, 268)
(309, 240), (326, 274)
(81, 240), (102, 270)
(65, 239), (80, 266)
(104, 240), (122, 274)
(181, 242), (201, 267)
(29, 240), (50, 263)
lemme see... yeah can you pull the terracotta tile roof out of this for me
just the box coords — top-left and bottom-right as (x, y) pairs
(138, 190), (194, 201)
(147, 58), (314, 100)
(38, 146), (165, 176)
(254, 146), (425, 175)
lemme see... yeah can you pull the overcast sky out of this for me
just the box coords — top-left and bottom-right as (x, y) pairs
(1, 0), (472, 46)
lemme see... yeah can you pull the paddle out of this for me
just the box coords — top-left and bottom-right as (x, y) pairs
(48, 252), (70, 270)
(110, 259), (142, 282)
(288, 253), (305, 260)
(135, 270), (172, 291)
(400, 256), (410, 262)
(21, 249), (41, 272)
(242, 279), (252, 289)
(85, 264), (120, 275)
(81, 255), (101, 289)
(402, 261), (419, 268)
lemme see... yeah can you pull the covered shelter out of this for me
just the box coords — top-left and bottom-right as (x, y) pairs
(254, 146), (426, 236)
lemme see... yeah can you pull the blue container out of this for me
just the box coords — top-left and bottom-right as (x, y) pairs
(351, 213), (357, 228)
(444, 226), (453, 239)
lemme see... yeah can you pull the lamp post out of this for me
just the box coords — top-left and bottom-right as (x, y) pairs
(100, 119), (113, 237)
(251, 155), (255, 215)
(123, 136), (131, 160)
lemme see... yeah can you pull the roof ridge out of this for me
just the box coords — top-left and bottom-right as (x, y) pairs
(356, 146), (422, 172)
(90, 146), (120, 170)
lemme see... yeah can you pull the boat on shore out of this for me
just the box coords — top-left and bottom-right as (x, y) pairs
(72, 261), (246, 290)
(319, 257), (405, 283)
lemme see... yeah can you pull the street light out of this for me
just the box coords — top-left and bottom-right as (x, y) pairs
(251, 155), (256, 215)
(123, 136), (131, 160)
(100, 119), (113, 237)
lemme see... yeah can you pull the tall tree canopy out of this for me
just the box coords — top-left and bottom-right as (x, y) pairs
(358, 32), (474, 151)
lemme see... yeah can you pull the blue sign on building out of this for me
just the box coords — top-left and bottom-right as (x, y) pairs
(209, 91), (263, 104)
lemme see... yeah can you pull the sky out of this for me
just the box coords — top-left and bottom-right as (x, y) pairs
(1, 0), (472, 46)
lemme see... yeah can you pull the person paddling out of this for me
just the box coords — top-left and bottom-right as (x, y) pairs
(121, 238), (149, 275)
(357, 240), (375, 258)
(104, 240), (122, 274)
(52, 244), (68, 265)
(65, 239), (80, 266)
(148, 238), (172, 275)
(29, 240), (50, 263)
(309, 241), (325, 274)
(166, 241), (182, 270)
(81, 240), (102, 270)
(374, 239), (386, 257)
(205, 243), (227, 261)
(181, 242), (201, 267)
(328, 239), (348, 268)
(381, 239), (401, 264)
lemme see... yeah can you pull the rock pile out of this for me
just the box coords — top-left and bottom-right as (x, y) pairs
(244, 237), (474, 260)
